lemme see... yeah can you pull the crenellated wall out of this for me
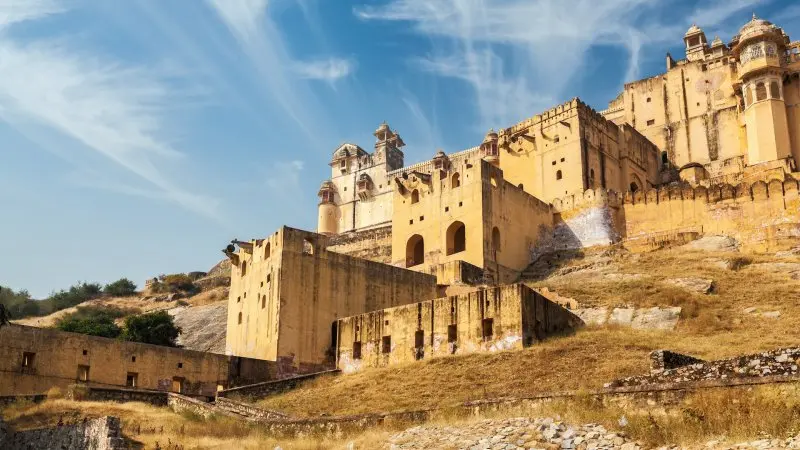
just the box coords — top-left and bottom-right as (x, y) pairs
(622, 176), (800, 251)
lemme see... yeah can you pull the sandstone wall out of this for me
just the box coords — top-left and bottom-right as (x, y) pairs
(336, 284), (580, 372)
(622, 177), (800, 251)
(0, 324), (273, 397)
(326, 225), (393, 263)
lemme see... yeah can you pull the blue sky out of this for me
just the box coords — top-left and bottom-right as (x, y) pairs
(1, 0), (799, 297)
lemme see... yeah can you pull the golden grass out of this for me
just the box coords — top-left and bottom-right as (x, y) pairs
(256, 247), (800, 418)
(1, 399), (392, 449)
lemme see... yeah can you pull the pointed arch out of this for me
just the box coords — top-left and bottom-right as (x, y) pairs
(411, 189), (420, 204)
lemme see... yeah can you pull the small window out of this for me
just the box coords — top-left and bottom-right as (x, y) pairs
(352, 342), (362, 360)
(411, 189), (420, 204)
(261, 295), (266, 309)
(447, 325), (458, 343)
(646, 97), (651, 103)
(518, 184), (523, 189)
(126, 372), (138, 388)
(482, 318), (494, 341)
(243, 292), (246, 299)
(238, 312), (242, 324)
(237, 296), (241, 303)
(701, 64), (707, 72)
(756, 82), (767, 101)
(177, 362), (183, 369)
(260, 281), (263, 287)
(172, 377), (185, 394)
(554, 136), (560, 143)
(241, 261), (247, 277)
(343, 186), (347, 191)
(22, 352), (35, 368)
(77, 365), (90, 382)
(82, 350), (88, 356)
(266, 274), (271, 283)
(302, 238), (314, 255)
(560, 157), (565, 162)
(556, 170), (563, 180)
(409, 219), (413, 225)
(264, 242), (271, 259)
(382, 336), (392, 354)
(646, 119), (655, 126)
(419, 216), (424, 221)
(551, 161), (556, 166)
(458, 201), (463, 207)
(131, 356), (137, 363)
(661, 151), (668, 165)
(445, 206), (449, 212)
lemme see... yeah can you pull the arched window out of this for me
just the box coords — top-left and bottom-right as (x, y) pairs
(411, 189), (420, 204)
(238, 312), (242, 324)
(491, 227), (501, 254)
(770, 81), (781, 99)
(446, 221), (466, 255)
(745, 86), (753, 107)
(556, 170), (563, 180)
(756, 82), (767, 101)
(241, 261), (247, 277)
(630, 182), (639, 193)
(451, 173), (461, 188)
(406, 235), (424, 267)
(264, 242), (271, 259)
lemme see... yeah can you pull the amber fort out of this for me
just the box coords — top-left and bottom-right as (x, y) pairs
(3, 14), (800, 399)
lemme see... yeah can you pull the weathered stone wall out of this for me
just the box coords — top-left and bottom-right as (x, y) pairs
(622, 178), (800, 252)
(336, 284), (581, 372)
(0, 394), (47, 407)
(327, 225), (393, 263)
(66, 386), (171, 406)
(574, 306), (682, 330)
(0, 324), (273, 397)
(425, 260), (486, 285)
(218, 370), (340, 400)
(215, 396), (289, 420)
(2, 416), (125, 450)
(167, 393), (224, 419)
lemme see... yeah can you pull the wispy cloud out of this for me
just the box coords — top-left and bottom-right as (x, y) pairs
(266, 160), (305, 190)
(356, 0), (766, 129)
(0, 0), (63, 29)
(294, 58), (355, 81)
(0, 2), (220, 219)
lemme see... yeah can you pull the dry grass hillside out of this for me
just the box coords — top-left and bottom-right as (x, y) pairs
(255, 241), (800, 418)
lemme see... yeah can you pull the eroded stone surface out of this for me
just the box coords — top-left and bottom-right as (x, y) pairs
(665, 278), (716, 294)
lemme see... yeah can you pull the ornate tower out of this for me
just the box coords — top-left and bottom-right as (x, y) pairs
(317, 180), (337, 235)
(684, 24), (709, 61)
(373, 122), (405, 171)
(732, 15), (792, 165)
(480, 129), (500, 166)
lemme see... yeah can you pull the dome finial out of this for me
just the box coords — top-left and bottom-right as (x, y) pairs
(752, 12), (757, 20)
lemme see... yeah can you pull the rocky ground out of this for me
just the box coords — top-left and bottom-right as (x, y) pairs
(387, 417), (641, 450)
(384, 417), (800, 450)
(609, 348), (800, 388)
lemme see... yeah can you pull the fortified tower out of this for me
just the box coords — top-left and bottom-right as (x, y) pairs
(316, 123), (405, 235)
(731, 15), (793, 166)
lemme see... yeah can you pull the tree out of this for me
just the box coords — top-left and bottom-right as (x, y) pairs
(56, 314), (121, 338)
(0, 303), (9, 329)
(104, 278), (137, 297)
(121, 311), (182, 347)
(54, 305), (128, 338)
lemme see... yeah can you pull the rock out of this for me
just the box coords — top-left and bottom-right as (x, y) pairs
(775, 247), (800, 258)
(762, 311), (781, 319)
(749, 262), (800, 277)
(703, 258), (732, 270)
(743, 307), (758, 314)
(573, 308), (608, 326)
(666, 277), (716, 294)
(682, 235), (738, 252)
(631, 307), (681, 330)
(609, 308), (635, 326)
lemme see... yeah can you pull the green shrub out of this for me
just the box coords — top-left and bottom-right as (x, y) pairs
(121, 311), (182, 347)
(150, 273), (197, 294)
(104, 278), (138, 297)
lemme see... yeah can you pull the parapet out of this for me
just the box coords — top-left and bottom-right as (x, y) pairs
(622, 177), (799, 205)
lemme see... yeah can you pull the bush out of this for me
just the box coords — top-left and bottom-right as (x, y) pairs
(56, 310), (122, 339)
(0, 285), (35, 318)
(121, 311), (182, 347)
(104, 278), (138, 297)
(151, 273), (197, 294)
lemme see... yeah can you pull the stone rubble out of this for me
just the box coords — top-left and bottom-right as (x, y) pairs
(383, 417), (800, 449)
(386, 417), (641, 450)
(608, 348), (800, 388)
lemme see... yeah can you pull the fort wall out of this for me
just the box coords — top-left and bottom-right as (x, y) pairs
(622, 177), (800, 251)
(335, 284), (580, 372)
(226, 227), (439, 375)
(0, 325), (273, 397)
(326, 224), (392, 263)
